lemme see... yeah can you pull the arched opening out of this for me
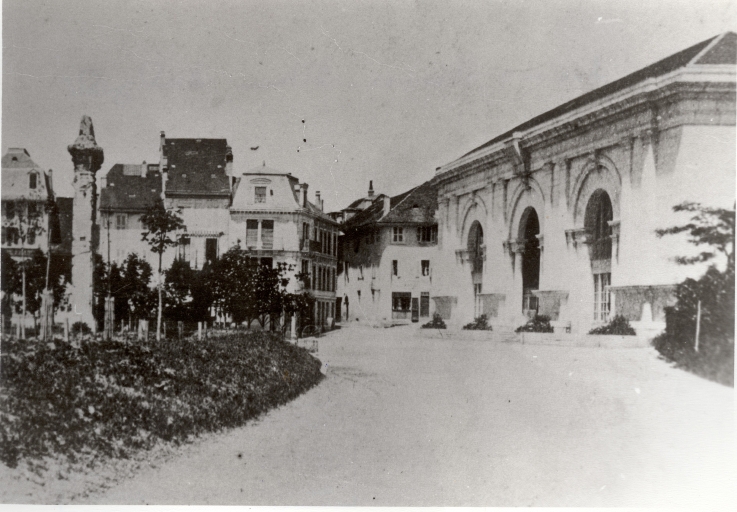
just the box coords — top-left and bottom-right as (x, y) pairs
(519, 207), (540, 315)
(585, 189), (613, 322)
(467, 221), (484, 317)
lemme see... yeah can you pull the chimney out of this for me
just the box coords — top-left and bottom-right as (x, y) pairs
(315, 191), (322, 211)
(368, 180), (374, 198)
(160, 131), (166, 151)
(141, 160), (147, 178)
(47, 169), (54, 195)
(225, 145), (233, 192)
(383, 195), (391, 217)
(301, 183), (309, 207)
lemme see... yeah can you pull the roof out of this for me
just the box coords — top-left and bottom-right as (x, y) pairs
(343, 178), (438, 230)
(163, 138), (230, 197)
(460, 32), (735, 160)
(100, 163), (162, 211)
(1, 148), (51, 201)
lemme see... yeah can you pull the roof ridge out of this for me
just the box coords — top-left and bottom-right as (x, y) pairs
(687, 31), (729, 66)
(381, 185), (420, 220)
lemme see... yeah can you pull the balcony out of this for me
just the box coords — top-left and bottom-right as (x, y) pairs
(302, 239), (322, 253)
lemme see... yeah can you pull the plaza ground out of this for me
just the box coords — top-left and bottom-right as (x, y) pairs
(4, 324), (735, 506)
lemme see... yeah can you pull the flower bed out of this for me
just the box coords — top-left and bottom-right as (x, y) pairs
(0, 331), (323, 470)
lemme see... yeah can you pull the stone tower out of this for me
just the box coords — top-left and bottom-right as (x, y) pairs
(68, 116), (104, 331)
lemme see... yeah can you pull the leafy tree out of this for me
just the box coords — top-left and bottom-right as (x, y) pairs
(654, 202), (735, 385)
(1, 251), (20, 331)
(164, 259), (213, 323)
(209, 246), (258, 326)
(140, 199), (185, 341)
(121, 253), (156, 327)
(655, 201), (735, 267)
(255, 262), (291, 330)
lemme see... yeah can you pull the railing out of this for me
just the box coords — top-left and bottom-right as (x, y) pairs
(391, 310), (410, 320)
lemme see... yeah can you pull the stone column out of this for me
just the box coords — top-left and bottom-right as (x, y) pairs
(68, 116), (104, 332)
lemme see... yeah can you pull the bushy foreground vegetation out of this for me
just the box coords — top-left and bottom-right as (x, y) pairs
(653, 202), (734, 386)
(588, 315), (636, 335)
(0, 331), (323, 469)
(515, 314), (554, 333)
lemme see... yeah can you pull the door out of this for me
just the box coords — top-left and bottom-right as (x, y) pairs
(335, 297), (342, 322)
(420, 292), (430, 317)
(411, 298), (419, 322)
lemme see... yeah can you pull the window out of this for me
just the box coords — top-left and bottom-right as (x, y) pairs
(302, 223), (309, 245)
(205, 238), (218, 262)
(6, 227), (19, 245)
(417, 225), (438, 243)
(260, 257), (273, 267)
(115, 213), (127, 230)
(246, 219), (258, 248)
(28, 230), (35, 245)
(392, 260), (398, 277)
(255, 186), (267, 203)
(392, 292), (411, 312)
(420, 292), (430, 317)
(27, 203), (37, 218)
(392, 227), (404, 243)
(6, 202), (15, 219)
(261, 220), (274, 249)
(421, 260), (430, 276)
(29, 173), (37, 190)
(179, 236), (191, 262)
(594, 272), (611, 322)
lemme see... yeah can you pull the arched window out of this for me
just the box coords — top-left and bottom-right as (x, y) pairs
(584, 189), (614, 322)
(519, 207), (540, 314)
(29, 172), (38, 190)
(585, 189), (613, 261)
(467, 221), (484, 274)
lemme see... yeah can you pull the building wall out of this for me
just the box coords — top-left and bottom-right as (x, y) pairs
(434, 90), (735, 334)
(338, 225), (437, 325)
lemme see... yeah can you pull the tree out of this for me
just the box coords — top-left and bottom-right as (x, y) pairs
(654, 202), (735, 385)
(1, 251), (20, 332)
(121, 253), (155, 328)
(140, 199), (185, 341)
(1, 199), (45, 337)
(165, 259), (213, 324)
(209, 246), (258, 326)
(254, 262), (291, 330)
(655, 201), (735, 267)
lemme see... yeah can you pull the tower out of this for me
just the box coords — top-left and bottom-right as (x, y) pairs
(68, 115), (104, 331)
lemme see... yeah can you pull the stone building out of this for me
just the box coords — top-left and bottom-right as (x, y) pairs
(336, 179), (439, 326)
(432, 32), (736, 335)
(229, 164), (339, 328)
(1, 148), (58, 260)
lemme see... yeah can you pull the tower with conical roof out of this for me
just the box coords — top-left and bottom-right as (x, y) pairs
(68, 115), (104, 331)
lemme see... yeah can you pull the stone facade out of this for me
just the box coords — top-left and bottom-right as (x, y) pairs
(433, 32), (736, 335)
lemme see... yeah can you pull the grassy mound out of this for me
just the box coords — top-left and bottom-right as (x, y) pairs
(0, 331), (322, 469)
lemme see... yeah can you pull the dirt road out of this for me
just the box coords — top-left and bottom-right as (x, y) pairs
(81, 325), (734, 506)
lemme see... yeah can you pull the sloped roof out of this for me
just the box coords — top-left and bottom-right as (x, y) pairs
(100, 164), (162, 211)
(163, 138), (230, 197)
(460, 32), (734, 160)
(342, 179), (438, 231)
(379, 178), (438, 225)
(2, 149), (51, 201)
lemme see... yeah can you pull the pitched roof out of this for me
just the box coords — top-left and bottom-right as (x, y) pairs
(100, 164), (162, 211)
(460, 32), (734, 160)
(379, 178), (438, 225)
(163, 138), (230, 197)
(343, 179), (438, 230)
(1, 149), (51, 201)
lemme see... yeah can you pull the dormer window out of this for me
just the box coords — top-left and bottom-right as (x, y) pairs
(255, 186), (267, 203)
(29, 173), (38, 189)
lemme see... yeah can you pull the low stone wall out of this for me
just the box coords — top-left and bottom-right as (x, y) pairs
(415, 328), (650, 348)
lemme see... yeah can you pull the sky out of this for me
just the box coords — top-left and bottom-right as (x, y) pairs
(2, 0), (736, 211)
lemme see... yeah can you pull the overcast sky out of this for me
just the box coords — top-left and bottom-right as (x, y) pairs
(2, 0), (736, 209)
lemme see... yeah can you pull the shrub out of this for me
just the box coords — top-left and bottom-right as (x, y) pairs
(70, 321), (92, 336)
(588, 315), (636, 335)
(0, 331), (322, 469)
(515, 314), (554, 333)
(463, 314), (492, 331)
(422, 313), (446, 329)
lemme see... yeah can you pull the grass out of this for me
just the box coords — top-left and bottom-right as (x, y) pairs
(0, 331), (323, 471)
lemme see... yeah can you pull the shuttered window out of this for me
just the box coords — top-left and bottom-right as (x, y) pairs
(246, 219), (258, 248)
(261, 220), (274, 249)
